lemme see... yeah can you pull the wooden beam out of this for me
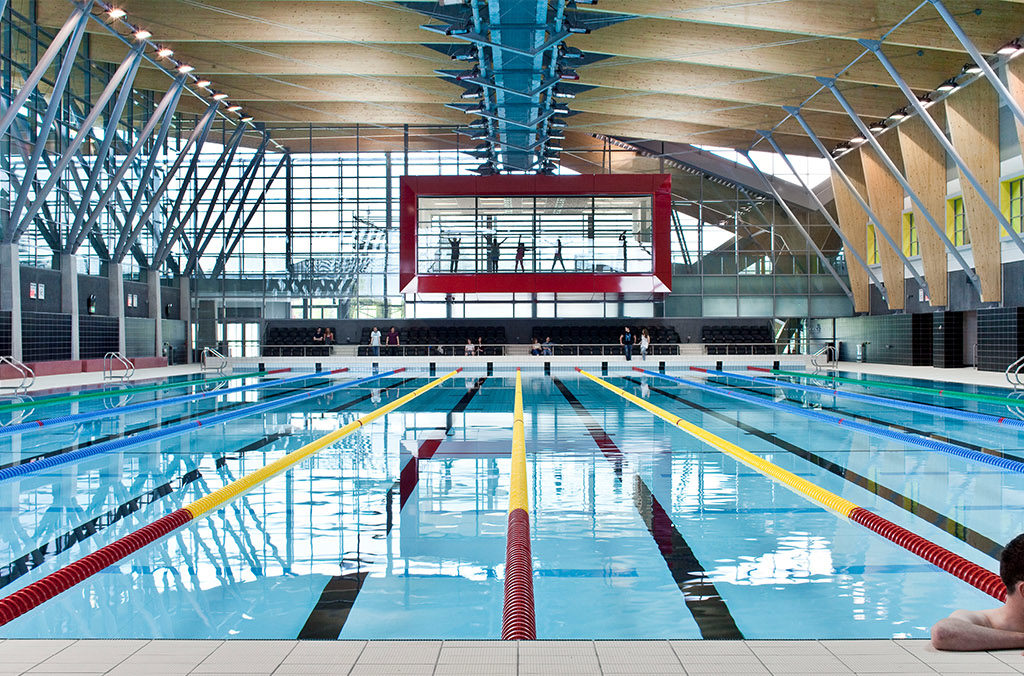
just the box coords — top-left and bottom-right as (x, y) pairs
(859, 145), (905, 310)
(585, 1), (1024, 54)
(831, 158), (872, 312)
(896, 111), (951, 307)
(578, 60), (908, 119)
(572, 20), (971, 89)
(571, 91), (858, 140)
(1007, 57), (1024, 159)
(945, 79), (1002, 303)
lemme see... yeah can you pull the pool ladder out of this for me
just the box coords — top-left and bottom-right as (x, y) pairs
(103, 352), (134, 382)
(0, 356), (35, 395)
(1006, 354), (1024, 390)
(201, 346), (229, 374)
(810, 344), (837, 373)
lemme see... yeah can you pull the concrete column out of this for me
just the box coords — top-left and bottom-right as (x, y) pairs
(179, 275), (191, 363)
(0, 243), (22, 361)
(108, 261), (126, 355)
(60, 253), (79, 360)
(147, 269), (162, 359)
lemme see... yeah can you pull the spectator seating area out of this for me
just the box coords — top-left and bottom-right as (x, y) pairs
(262, 326), (332, 356)
(356, 325), (508, 356)
(701, 324), (775, 355)
(530, 325), (680, 356)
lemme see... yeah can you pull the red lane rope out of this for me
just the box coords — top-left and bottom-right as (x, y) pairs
(848, 507), (1006, 601)
(501, 508), (536, 640)
(747, 366), (770, 372)
(0, 509), (194, 626)
(266, 368), (292, 375)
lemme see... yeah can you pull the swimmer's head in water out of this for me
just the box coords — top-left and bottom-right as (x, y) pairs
(1001, 533), (1024, 595)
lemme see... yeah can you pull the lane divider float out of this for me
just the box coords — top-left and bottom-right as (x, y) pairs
(654, 368), (1024, 475)
(0, 369), (403, 483)
(501, 368), (535, 641)
(0, 368), (461, 627)
(717, 368), (1024, 431)
(763, 367), (1024, 409)
(0, 369), (348, 437)
(0, 368), (288, 414)
(577, 368), (1006, 601)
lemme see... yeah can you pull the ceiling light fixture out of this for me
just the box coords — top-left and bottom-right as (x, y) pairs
(156, 46), (173, 58)
(195, 79), (212, 89)
(551, 104), (569, 114)
(227, 104), (242, 112)
(552, 89), (576, 99)
(177, 63), (194, 74)
(460, 88), (484, 100)
(868, 121), (885, 133)
(962, 62), (983, 75)
(917, 93), (935, 108)
(850, 134), (866, 144)
(997, 40), (1022, 56)
(935, 79), (958, 92)
(133, 28), (151, 40)
(239, 115), (253, 122)
(887, 108), (908, 121)
(107, 7), (126, 19)
(558, 68), (579, 81)
(212, 92), (228, 101)
(549, 118), (568, 128)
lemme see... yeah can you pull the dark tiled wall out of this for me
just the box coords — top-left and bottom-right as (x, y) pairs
(22, 312), (71, 362)
(911, 313), (933, 366)
(977, 307), (1024, 372)
(80, 316), (119, 359)
(835, 314), (916, 365)
(20, 267), (62, 314)
(933, 311), (964, 368)
(0, 312), (11, 356)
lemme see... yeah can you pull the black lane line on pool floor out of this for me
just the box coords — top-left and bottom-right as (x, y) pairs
(399, 376), (488, 509)
(0, 381), (417, 593)
(552, 376), (743, 640)
(298, 377), (466, 640)
(711, 378), (1024, 465)
(626, 377), (1004, 561)
(0, 379), (337, 473)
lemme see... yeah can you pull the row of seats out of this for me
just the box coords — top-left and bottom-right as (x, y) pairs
(355, 325), (508, 356)
(701, 325), (775, 355)
(263, 326), (332, 356)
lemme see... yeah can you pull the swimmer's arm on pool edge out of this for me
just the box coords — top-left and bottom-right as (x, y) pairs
(931, 610), (1024, 651)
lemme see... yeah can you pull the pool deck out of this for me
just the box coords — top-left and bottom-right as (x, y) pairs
(0, 639), (1020, 675)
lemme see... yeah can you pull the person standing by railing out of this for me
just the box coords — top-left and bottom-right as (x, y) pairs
(369, 326), (381, 357)
(620, 326), (634, 361)
(640, 328), (650, 361)
(386, 326), (400, 356)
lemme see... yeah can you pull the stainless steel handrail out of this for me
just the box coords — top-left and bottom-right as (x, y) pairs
(201, 346), (229, 374)
(0, 356), (34, 395)
(809, 344), (837, 373)
(1006, 354), (1024, 390)
(103, 352), (135, 382)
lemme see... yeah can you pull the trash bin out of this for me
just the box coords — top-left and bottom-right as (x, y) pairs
(857, 341), (869, 363)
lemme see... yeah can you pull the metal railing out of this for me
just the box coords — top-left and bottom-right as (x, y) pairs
(1006, 354), (1024, 390)
(201, 347), (229, 374)
(103, 352), (135, 382)
(810, 344), (838, 372)
(258, 342), (800, 358)
(0, 356), (35, 394)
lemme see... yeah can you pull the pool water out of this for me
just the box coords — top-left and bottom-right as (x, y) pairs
(0, 366), (1016, 640)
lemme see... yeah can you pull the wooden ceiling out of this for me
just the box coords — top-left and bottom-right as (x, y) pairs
(38, 0), (1024, 157)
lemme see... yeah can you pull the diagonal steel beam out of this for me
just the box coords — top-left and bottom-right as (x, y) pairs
(818, 77), (983, 296)
(71, 77), (186, 254)
(740, 149), (854, 303)
(13, 45), (145, 243)
(211, 154), (287, 277)
(0, 1), (91, 141)
(153, 124), (246, 267)
(5, 3), (93, 237)
(785, 107), (929, 298)
(758, 128), (889, 305)
(188, 127), (252, 264)
(67, 53), (152, 252)
(186, 132), (269, 275)
(860, 39), (1024, 259)
(113, 75), (187, 260)
(927, 0), (1024, 135)
(113, 94), (214, 263)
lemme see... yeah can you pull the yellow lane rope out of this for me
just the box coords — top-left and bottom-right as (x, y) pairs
(575, 368), (859, 519)
(509, 368), (528, 514)
(184, 369), (463, 519)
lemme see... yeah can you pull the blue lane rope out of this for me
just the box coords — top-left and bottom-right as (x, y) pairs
(634, 368), (1024, 475)
(713, 369), (1024, 431)
(0, 369), (346, 437)
(0, 370), (402, 483)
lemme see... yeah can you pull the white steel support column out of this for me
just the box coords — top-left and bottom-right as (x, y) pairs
(0, 244), (20, 361)
(108, 262), (125, 355)
(147, 269), (162, 359)
(60, 253), (79, 360)
(179, 276), (191, 364)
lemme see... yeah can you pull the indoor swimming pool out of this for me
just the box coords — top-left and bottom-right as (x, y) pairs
(0, 365), (1016, 640)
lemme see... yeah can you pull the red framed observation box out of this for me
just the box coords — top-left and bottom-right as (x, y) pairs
(399, 174), (672, 294)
